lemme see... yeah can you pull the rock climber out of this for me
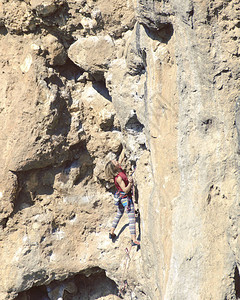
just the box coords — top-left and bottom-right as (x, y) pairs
(105, 152), (140, 246)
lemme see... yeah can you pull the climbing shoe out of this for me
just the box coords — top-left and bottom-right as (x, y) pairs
(131, 240), (140, 246)
(109, 233), (116, 241)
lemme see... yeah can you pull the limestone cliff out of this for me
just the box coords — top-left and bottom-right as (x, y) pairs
(0, 0), (240, 299)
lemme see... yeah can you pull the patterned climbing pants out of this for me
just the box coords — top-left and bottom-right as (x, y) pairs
(112, 203), (136, 235)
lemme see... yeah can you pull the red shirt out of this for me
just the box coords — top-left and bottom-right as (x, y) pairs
(114, 168), (132, 198)
(114, 169), (129, 192)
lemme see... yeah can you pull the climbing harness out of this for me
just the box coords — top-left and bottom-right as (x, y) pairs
(114, 191), (130, 207)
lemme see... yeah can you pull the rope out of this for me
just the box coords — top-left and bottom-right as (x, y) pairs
(119, 244), (133, 297)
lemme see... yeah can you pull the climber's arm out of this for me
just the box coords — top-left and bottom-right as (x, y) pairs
(116, 176), (132, 194)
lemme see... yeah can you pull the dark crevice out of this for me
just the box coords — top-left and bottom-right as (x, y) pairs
(0, 217), (9, 229)
(206, 9), (212, 24)
(187, 6), (194, 29)
(188, 9), (194, 18)
(207, 194), (211, 205)
(15, 285), (48, 300)
(213, 4), (223, 18)
(214, 69), (231, 79)
(235, 266), (240, 299)
(54, 58), (84, 81)
(0, 25), (8, 36)
(126, 114), (144, 133)
(68, 141), (88, 159)
(15, 267), (119, 300)
(206, 3), (225, 24)
(91, 70), (106, 82)
(202, 119), (212, 125)
(200, 118), (213, 133)
(140, 143), (147, 150)
(143, 23), (174, 44)
(44, 75), (64, 87)
(92, 80), (112, 102)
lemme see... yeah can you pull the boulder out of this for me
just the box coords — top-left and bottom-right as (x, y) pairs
(68, 35), (115, 80)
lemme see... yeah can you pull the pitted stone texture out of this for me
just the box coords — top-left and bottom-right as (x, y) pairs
(42, 34), (67, 66)
(2, 1), (36, 33)
(30, 0), (65, 17)
(0, 0), (240, 299)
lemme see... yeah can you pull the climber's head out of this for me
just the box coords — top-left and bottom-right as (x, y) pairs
(105, 160), (120, 179)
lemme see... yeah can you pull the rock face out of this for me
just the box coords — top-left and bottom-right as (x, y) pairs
(0, 0), (240, 299)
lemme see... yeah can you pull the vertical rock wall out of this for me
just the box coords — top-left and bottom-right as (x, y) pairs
(168, 1), (240, 299)
(0, 0), (239, 299)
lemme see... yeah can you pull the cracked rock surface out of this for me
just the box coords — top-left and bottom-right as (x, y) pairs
(0, 0), (240, 299)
